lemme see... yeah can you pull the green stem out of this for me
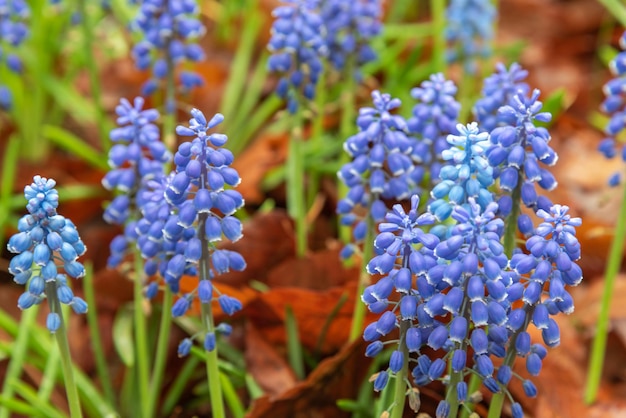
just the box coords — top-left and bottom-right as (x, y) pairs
(585, 179), (626, 403)
(147, 288), (173, 417)
(78, 0), (109, 151)
(348, 211), (375, 342)
(46, 284), (82, 418)
(389, 321), (409, 418)
(201, 302), (225, 418)
(198, 212), (225, 418)
(311, 68), (327, 141)
(287, 99), (307, 258)
(0, 306), (38, 418)
(132, 249), (151, 417)
(337, 56), (356, 245)
(458, 70), (477, 123)
(459, 373), (482, 418)
(487, 305), (534, 418)
(83, 262), (116, 406)
(503, 176), (522, 258)
(162, 38), (177, 151)
(0, 135), (20, 247)
(431, 0), (447, 74)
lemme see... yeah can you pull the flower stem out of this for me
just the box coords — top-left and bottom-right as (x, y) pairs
(503, 176), (522, 258)
(201, 302), (225, 418)
(348, 211), (375, 342)
(198, 212), (225, 418)
(338, 55), (356, 246)
(147, 287), (173, 417)
(132, 249), (151, 418)
(431, 0), (447, 73)
(46, 284), (82, 418)
(162, 36), (177, 152)
(286, 98), (307, 258)
(585, 180), (626, 403)
(487, 305), (533, 418)
(390, 321), (409, 418)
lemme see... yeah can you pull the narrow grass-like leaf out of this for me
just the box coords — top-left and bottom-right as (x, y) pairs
(37, 339), (60, 402)
(0, 135), (20, 246)
(113, 305), (136, 367)
(0, 306), (39, 418)
(285, 305), (305, 380)
(83, 262), (116, 405)
(220, 4), (263, 123)
(220, 372), (245, 418)
(0, 395), (52, 418)
(9, 381), (66, 418)
(245, 374), (264, 400)
(161, 355), (202, 416)
(42, 125), (108, 170)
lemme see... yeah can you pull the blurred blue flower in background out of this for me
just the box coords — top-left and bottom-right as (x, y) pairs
(131, 0), (206, 107)
(446, 0), (495, 73)
(0, 0), (29, 110)
(267, 0), (327, 113)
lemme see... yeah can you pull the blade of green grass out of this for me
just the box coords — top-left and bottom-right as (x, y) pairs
(42, 125), (108, 170)
(285, 305), (305, 380)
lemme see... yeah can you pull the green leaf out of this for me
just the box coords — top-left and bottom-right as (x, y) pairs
(113, 305), (135, 367)
(285, 305), (305, 380)
(42, 125), (108, 170)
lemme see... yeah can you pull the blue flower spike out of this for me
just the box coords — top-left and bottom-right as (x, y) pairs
(267, 0), (328, 113)
(446, 0), (496, 73)
(8, 176), (88, 332)
(161, 108), (245, 353)
(131, 0), (206, 101)
(599, 31), (626, 186)
(320, 0), (381, 78)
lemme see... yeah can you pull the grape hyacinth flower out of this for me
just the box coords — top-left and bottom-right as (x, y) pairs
(0, 0), (30, 110)
(364, 196), (582, 417)
(445, 0), (496, 73)
(598, 31), (626, 186)
(320, 0), (381, 77)
(102, 97), (170, 270)
(131, 0), (206, 104)
(486, 89), (557, 217)
(7, 176), (88, 332)
(163, 108), (246, 349)
(337, 90), (424, 259)
(474, 62), (530, 132)
(364, 196), (516, 417)
(408, 73), (461, 184)
(267, 0), (327, 113)
(429, 122), (494, 222)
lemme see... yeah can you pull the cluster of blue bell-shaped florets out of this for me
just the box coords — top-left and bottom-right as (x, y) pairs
(7, 176), (88, 333)
(320, 0), (381, 77)
(337, 91), (427, 259)
(408, 73), (461, 186)
(267, 0), (328, 113)
(598, 30), (626, 186)
(158, 109), (245, 353)
(131, 0), (205, 101)
(103, 97), (171, 270)
(445, 0), (496, 73)
(267, 0), (383, 112)
(354, 65), (584, 418)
